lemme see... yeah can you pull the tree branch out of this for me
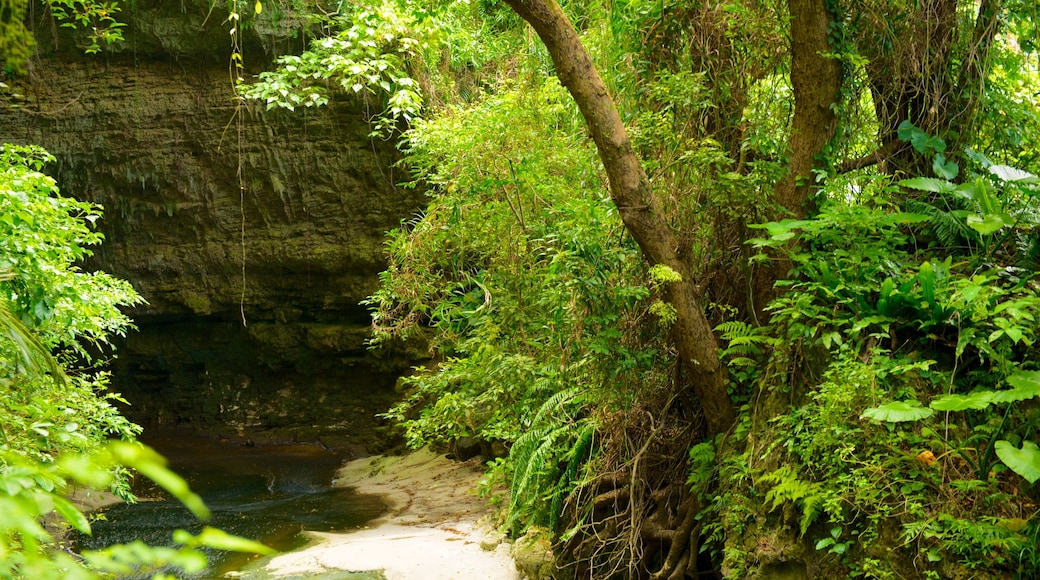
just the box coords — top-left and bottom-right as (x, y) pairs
(835, 140), (904, 174)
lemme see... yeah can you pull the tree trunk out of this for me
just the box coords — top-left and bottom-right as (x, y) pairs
(502, 0), (736, 436)
(751, 0), (842, 318)
(862, 0), (1002, 175)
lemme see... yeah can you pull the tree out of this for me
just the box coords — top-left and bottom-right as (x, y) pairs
(502, 0), (736, 436)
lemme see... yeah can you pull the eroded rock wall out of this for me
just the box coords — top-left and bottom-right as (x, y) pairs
(0, 2), (424, 451)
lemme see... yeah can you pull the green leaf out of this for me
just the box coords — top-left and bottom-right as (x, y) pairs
(993, 440), (1040, 484)
(861, 400), (934, 423)
(194, 527), (276, 555)
(815, 537), (835, 550)
(929, 391), (995, 411)
(992, 371), (1040, 403)
(932, 153), (959, 180)
(51, 495), (91, 534)
(898, 177), (955, 193)
(1005, 371), (1040, 391)
(648, 264), (683, 283)
(108, 442), (210, 521)
(966, 213), (1012, 235)
(989, 164), (1037, 183)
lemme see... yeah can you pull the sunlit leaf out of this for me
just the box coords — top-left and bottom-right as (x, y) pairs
(108, 442), (210, 520)
(898, 177), (955, 193)
(989, 164), (1037, 183)
(194, 526), (276, 555)
(930, 392), (994, 411)
(994, 440), (1040, 484)
(861, 400), (933, 423)
(966, 212), (1012, 235)
(51, 495), (91, 534)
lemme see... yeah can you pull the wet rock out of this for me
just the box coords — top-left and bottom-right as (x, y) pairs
(0, 3), (426, 451)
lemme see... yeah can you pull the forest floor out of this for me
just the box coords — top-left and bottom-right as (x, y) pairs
(257, 447), (519, 580)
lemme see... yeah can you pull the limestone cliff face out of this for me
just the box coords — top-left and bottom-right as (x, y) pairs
(0, 2), (425, 450)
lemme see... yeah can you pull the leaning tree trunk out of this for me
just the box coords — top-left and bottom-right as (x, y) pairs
(502, 0), (735, 436)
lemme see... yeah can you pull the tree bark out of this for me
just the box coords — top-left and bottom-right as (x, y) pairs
(863, 0), (1002, 175)
(751, 0), (842, 318)
(502, 0), (735, 435)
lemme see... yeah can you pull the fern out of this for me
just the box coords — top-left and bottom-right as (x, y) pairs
(549, 421), (596, 532)
(1015, 232), (1040, 274)
(714, 320), (776, 368)
(506, 387), (597, 536)
(906, 198), (980, 252)
(507, 423), (569, 532)
(760, 466), (827, 536)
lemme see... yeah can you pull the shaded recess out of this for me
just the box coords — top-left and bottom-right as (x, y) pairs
(0, 1), (426, 452)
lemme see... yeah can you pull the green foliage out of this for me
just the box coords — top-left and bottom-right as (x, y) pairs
(0, 145), (272, 578)
(243, 0), (529, 136)
(1, 442), (273, 580)
(366, 76), (669, 535)
(714, 320), (777, 389)
(243, 2), (424, 136)
(862, 368), (1040, 482)
(729, 157), (1040, 576)
(1, 0), (125, 75)
(506, 389), (596, 535)
(0, 144), (141, 468)
(46, 1), (125, 54)
(760, 466), (826, 536)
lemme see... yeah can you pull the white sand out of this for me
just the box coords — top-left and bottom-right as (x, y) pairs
(260, 448), (519, 580)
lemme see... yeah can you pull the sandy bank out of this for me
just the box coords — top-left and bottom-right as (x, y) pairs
(259, 448), (519, 580)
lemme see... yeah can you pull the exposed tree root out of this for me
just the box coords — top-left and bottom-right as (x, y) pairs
(554, 375), (713, 580)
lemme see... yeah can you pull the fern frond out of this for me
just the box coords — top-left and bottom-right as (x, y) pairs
(549, 420), (596, 532)
(1016, 233), (1040, 274)
(529, 385), (585, 427)
(760, 466), (827, 536)
(507, 423), (570, 531)
(906, 198), (979, 252)
(714, 320), (753, 337)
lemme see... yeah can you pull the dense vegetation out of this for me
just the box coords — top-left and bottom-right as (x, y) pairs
(2, 0), (1039, 578)
(249, 0), (1040, 577)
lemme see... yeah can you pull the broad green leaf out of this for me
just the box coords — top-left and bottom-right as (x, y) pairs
(929, 391), (994, 411)
(966, 212), (1013, 235)
(861, 400), (934, 423)
(993, 440), (1040, 484)
(989, 164), (1037, 183)
(993, 372), (1040, 403)
(932, 153), (958, 180)
(1006, 371), (1040, 391)
(898, 177), (954, 193)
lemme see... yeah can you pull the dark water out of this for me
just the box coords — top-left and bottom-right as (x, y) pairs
(76, 433), (388, 579)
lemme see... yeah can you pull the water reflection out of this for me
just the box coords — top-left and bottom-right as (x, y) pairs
(76, 433), (387, 578)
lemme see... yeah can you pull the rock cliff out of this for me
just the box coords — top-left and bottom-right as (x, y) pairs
(0, 1), (425, 451)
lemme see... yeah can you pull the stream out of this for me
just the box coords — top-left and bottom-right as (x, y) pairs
(75, 432), (389, 579)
